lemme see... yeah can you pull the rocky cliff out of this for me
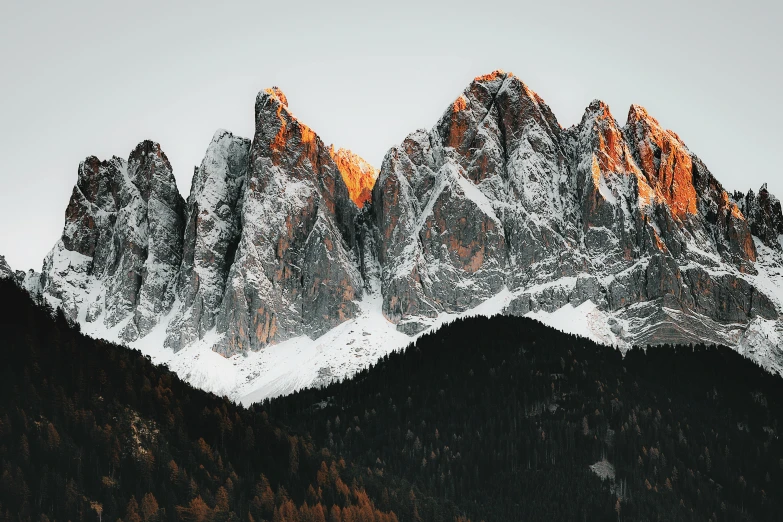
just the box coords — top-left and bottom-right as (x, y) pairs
(329, 146), (379, 209)
(0, 255), (14, 281)
(39, 142), (186, 341)
(211, 88), (363, 355)
(30, 71), (783, 400)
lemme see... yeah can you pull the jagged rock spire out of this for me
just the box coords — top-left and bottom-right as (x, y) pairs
(40, 140), (185, 341)
(213, 87), (364, 354)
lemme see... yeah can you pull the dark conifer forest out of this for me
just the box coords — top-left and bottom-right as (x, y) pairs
(1, 278), (782, 521)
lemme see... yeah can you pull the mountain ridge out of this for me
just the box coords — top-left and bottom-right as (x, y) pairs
(10, 70), (783, 401)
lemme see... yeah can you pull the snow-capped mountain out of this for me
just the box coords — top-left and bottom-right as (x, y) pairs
(21, 71), (783, 403)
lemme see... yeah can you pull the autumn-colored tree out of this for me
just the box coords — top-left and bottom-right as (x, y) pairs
(177, 496), (211, 522)
(196, 438), (213, 462)
(409, 490), (422, 522)
(358, 502), (374, 522)
(257, 475), (275, 517)
(306, 485), (319, 506)
(124, 496), (142, 522)
(334, 478), (350, 506)
(329, 462), (340, 484)
(280, 499), (299, 522)
(90, 501), (103, 522)
(274, 486), (290, 506)
(328, 505), (341, 522)
(316, 462), (330, 491)
(304, 503), (326, 522)
(168, 460), (180, 483)
(249, 496), (264, 522)
(342, 505), (356, 522)
(140, 493), (158, 522)
(139, 452), (156, 489)
(215, 487), (230, 513)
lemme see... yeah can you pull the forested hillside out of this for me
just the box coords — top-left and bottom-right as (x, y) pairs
(1, 279), (782, 521)
(271, 318), (783, 521)
(0, 280), (397, 522)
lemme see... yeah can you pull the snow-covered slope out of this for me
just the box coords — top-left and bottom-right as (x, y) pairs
(29, 70), (783, 403)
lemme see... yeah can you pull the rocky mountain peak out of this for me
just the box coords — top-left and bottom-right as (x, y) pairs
(128, 140), (182, 211)
(164, 129), (250, 351)
(41, 139), (186, 342)
(0, 255), (13, 280)
(582, 99), (612, 121)
(201, 85), (364, 355)
(735, 184), (783, 250)
(328, 146), (379, 208)
(577, 100), (641, 176)
(263, 86), (288, 107)
(626, 103), (652, 124)
(472, 69), (512, 91)
(255, 86), (322, 172)
(63, 156), (125, 258)
(624, 103), (698, 219)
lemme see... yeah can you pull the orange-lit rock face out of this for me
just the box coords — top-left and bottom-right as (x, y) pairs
(269, 103), (288, 153)
(473, 70), (506, 83)
(453, 94), (467, 112)
(719, 192), (756, 262)
(588, 103), (663, 210)
(569, 101), (758, 269)
(262, 88), (320, 170)
(264, 87), (291, 157)
(443, 70), (518, 169)
(721, 192), (744, 220)
(626, 105), (698, 219)
(586, 104), (637, 177)
(263, 86), (288, 107)
(218, 84), (366, 353)
(328, 146), (379, 208)
(578, 100), (656, 229)
(588, 102), (638, 175)
(448, 95), (470, 150)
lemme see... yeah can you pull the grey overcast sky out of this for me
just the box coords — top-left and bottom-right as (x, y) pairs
(1, 0), (781, 271)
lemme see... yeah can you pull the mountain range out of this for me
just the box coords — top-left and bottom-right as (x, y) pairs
(6, 70), (783, 401)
